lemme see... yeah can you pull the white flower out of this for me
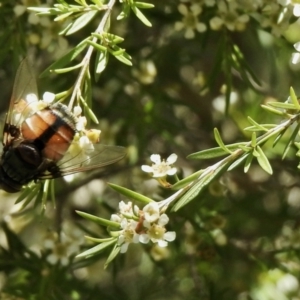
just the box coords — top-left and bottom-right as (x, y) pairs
(143, 202), (160, 223)
(140, 206), (175, 247)
(132, 60), (157, 84)
(279, 0), (300, 17)
(141, 153), (177, 178)
(73, 105), (82, 117)
(119, 200), (133, 214)
(209, 0), (249, 31)
(44, 232), (81, 266)
(175, 3), (207, 39)
(42, 91), (55, 103)
(76, 116), (87, 131)
(117, 218), (140, 253)
(139, 221), (176, 248)
(290, 42), (300, 66)
(86, 129), (101, 143)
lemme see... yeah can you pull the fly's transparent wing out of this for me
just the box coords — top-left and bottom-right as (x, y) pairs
(39, 144), (126, 179)
(4, 59), (39, 146)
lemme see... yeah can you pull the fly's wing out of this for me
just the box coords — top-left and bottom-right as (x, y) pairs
(4, 59), (39, 146)
(39, 144), (126, 179)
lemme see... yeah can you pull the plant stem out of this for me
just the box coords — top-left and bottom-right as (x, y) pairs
(68, 0), (116, 110)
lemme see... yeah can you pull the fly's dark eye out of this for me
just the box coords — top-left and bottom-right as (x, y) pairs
(17, 143), (42, 167)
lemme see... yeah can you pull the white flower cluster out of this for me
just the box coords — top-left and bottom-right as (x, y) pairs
(43, 229), (83, 266)
(55, 104), (101, 169)
(174, 0), (300, 39)
(111, 201), (176, 253)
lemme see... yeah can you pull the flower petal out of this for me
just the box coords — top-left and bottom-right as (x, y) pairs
(150, 154), (161, 164)
(43, 92), (55, 103)
(167, 167), (177, 176)
(120, 242), (129, 253)
(157, 240), (168, 247)
(158, 214), (169, 226)
(166, 153), (177, 164)
(164, 231), (176, 242)
(139, 234), (150, 244)
(141, 165), (153, 173)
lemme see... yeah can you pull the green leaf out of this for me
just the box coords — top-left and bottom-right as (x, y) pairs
(268, 102), (298, 110)
(117, 3), (131, 20)
(232, 44), (261, 87)
(244, 124), (277, 132)
(65, 10), (98, 35)
(86, 39), (107, 52)
(289, 87), (300, 109)
(54, 11), (73, 21)
(52, 63), (83, 74)
(106, 34), (124, 44)
(15, 185), (36, 205)
(273, 129), (287, 147)
(171, 170), (204, 190)
(261, 104), (285, 116)
(59, 22), (74, 35)
(251, 132), (257, 147)
(85, 237), (116, 243)
(238, 144), (252, 152)
(76, 211), (121, 228)
(188, 142), (247, 160)
(113, 51), (132, 66)
(247, 117), (268, 132)
(40, 40), (87, 77)
(76, 239), (116, 258)
(94, 49), (108, 76)
(214, 128), (232, 154)
(244, 153), (253, 173)
(172, 160), (231, 211)
(135, 2), (155, 9)
(282, 123), (300, 159)
(252, 147), (260, 157)
(108, 183), (153, 204)
(256, 146), (273, 174)
(227, 154), (248, 171)
(108, 45), (132, 66)
(79, 95), (99, 124)
(104, 244), (121, 268)
(131, 5), (152, 27)
(27, 7), (52, 14)
(83, 71), (92, 118)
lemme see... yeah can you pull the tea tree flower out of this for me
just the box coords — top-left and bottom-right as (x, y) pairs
(42, 91), (55, 103)
(209, 1), (249, 31)
(141, 153), (178, 187)
(279, 0), (300, 17)
(111, 201), (176, 253)
(43, 231), (81, 266)
(141, 153), (177, 177)
(175, 3), (207, 39)
(117, 218), (140, 253)
(291, 42), (300, 66)
(143, 202), (160, 223)
(139, 206), (176, 247)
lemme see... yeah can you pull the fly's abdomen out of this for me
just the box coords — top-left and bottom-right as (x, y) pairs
(21, 103), (76, 162)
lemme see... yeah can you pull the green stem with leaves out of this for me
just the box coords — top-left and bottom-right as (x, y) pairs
(68, 0), (116, 110)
